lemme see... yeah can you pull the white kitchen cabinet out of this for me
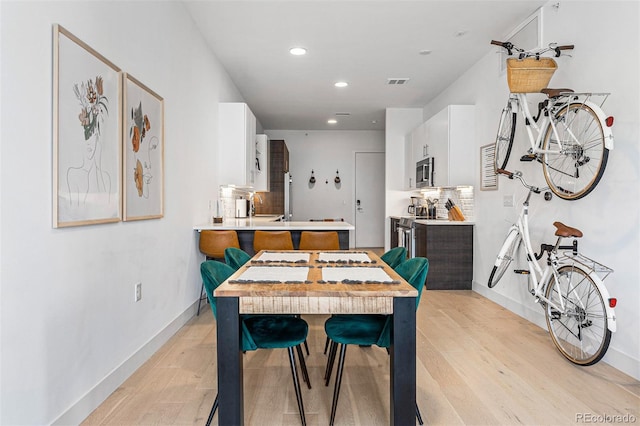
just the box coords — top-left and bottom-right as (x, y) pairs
(218, 102), (257, 187)
(254, 134), (270, 192)
(425, 105), (475, 187)
(404, 132), (415, 190)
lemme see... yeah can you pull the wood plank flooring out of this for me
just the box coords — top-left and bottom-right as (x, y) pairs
(83, 290), (639, 425)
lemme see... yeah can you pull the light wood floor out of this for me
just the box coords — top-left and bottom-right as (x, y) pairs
(83, 290), (639, 425)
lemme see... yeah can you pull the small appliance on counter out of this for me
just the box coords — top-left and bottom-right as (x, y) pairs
(235, 197), (249, 218)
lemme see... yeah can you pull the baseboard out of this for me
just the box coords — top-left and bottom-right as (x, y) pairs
(472, 281), (640, 381)
(52, 302), (199, 425)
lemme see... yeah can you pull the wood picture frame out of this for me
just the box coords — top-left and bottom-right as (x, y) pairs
(123, 73), (164, 221)
(53, 24), (122, 228)
(480, 144), (498, 191)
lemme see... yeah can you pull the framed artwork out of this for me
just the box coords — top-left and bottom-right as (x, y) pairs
(53, 24), (122, 228)
(480, 144), (498, 191)
(123, 73), (164, 221)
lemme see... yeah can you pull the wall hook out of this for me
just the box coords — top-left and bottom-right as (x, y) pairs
(334, 169), (341, 184)
(309, 169), (316, 184)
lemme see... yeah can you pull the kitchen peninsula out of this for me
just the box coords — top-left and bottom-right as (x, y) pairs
(194, 216), (355, 255)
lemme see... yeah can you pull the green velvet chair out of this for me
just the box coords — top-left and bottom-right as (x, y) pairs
(201, 260), (311, 426)
(224, 247), (251, 270)
(323, 257), (429, 426)
(322, 246), (409, 355)
(380, 246), (407, 269)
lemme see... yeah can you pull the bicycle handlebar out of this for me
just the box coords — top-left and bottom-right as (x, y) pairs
(491, 40), (574, 58)
(496, 168), (549, 194)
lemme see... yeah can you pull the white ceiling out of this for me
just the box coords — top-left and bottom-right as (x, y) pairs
(183, 0), (547, 131)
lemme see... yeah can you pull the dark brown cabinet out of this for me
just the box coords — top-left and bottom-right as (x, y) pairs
(414, 223), (473, 290)
(390, 218), (399, 248)
(255, 140), (289, 215)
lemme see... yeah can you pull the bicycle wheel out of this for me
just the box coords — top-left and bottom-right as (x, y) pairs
(494, 100), (517, 171)
(544, 265), (611, 365)
(542, 103), (609, 200)
(488, 229), (521, 288)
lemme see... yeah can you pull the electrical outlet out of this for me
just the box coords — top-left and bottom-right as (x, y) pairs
(135, 282), (142, 302)
(503, 194), (514, 207)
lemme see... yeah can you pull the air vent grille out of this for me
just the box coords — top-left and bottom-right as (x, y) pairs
(335, 112), (351, 116)
(387, 78), (410, 85)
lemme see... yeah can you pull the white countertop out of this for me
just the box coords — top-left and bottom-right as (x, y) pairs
(194, 217), (355, 231)
(391, 216), (475, 225)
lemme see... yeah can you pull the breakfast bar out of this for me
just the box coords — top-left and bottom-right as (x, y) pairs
(194, 217), (355, 254)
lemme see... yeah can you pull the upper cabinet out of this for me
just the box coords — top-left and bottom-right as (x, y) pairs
(218, 102), (257, 187)
(254, 134), (270, 192)
(405, 105), (475, 189)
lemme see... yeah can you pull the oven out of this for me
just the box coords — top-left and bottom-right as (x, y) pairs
(395, 217), (416, 258)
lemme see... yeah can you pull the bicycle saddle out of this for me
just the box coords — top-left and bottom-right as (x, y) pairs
(553, 221), (583, 238)
(541, 88), (574, 98)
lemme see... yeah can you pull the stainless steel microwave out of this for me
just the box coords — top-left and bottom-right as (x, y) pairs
(416, 157), (434, 188)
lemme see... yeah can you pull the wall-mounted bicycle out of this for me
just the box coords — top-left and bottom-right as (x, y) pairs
(491, 40), (614, 200)
(488, 169), (616, 365)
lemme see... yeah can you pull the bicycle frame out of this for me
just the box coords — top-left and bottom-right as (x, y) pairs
(507, 187), (616, 332)
(508, 92), (614, 153)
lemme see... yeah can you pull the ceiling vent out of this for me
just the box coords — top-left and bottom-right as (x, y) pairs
(387, 78), (410, 85)
(335, 112), (351, 116)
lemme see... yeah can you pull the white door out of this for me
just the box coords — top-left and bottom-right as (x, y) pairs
(355, 152), (385, 247)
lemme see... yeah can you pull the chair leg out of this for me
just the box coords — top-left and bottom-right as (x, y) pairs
(197, 281), (205, 316)
(324, 340), (338, 386)
(296, 344), (312, 389)
(329, 344), (348, 426)
(416, 401), (424, 425)
(206, 393), (218, 426)
(323, 336), (330, 354)
(304, 339), (310, 356)
(287, 347), (307, 426)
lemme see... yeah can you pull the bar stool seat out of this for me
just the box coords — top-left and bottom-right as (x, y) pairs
(299, 231), (340, 250)
(197, 230), (240, 315)
(253, 230), (294, 252)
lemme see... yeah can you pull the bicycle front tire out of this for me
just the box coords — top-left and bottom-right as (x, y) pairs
(542, 103), (609, 200)
(488, 229), (521, 288)
(544, 265), (611, 365)
(494, 101), (517, 171)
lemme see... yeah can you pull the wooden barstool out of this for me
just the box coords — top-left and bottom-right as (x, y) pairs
(299, 231), (340, 250)
(197, 230), (240, 315)
(253, 230), (294, 252)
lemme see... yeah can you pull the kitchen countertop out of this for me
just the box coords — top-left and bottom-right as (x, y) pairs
(391, 215), (475, 225)
(194, 217), (355, 231)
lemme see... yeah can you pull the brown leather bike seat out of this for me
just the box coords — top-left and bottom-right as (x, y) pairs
(553, 221), (583, 238)
(541, 88), (574, 98)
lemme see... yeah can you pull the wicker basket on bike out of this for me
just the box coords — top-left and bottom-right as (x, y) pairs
(507, 57), (557, 93)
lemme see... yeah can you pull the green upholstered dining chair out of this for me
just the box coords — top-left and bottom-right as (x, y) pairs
(200, 260), (311, 426)
(323, 257), (429, 426)
(323, 246), (409, 355)
(380, 246), (407, 269)
(224, 247), (251, 270)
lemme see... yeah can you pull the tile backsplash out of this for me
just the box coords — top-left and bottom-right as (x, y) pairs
(417, 186), (474, 221)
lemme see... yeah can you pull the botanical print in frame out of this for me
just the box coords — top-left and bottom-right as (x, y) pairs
(53, 24), (122, 227)
(123, 74), (164, 221)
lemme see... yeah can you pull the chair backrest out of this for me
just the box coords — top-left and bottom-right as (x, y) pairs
(253, 230), (294, 252)
(299, 231), (340, 250)
(394, 257), (429, 309)
(200, 260), (236, 318)
(199, 230), (240, 259)
(224, 247), (251, 270)
(380, 247), (407, 269)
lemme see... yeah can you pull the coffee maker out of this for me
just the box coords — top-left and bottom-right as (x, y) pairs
(407, 196), (427, 216)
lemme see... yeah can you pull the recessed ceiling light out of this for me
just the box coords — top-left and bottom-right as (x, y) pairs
(334, 81), (348, 88)
(327, 119), (338, 124)
(289, 47), (307, 56)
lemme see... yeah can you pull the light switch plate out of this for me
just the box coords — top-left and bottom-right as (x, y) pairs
(503, 195), (514, 207)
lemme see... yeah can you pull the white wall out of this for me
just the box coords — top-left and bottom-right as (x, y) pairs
(265, 130), (384, 233)
(0, 2), (245, 424)
(423, 1), (639, 379)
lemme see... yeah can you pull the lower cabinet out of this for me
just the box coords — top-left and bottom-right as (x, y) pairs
(414, 223), (473, 290)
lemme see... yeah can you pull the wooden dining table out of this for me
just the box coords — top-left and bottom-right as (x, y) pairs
(214, 250), (418, 425)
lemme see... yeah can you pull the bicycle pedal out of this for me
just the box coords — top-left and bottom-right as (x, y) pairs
(514, 269), (530, 275)
(520, 154), (536, 162)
